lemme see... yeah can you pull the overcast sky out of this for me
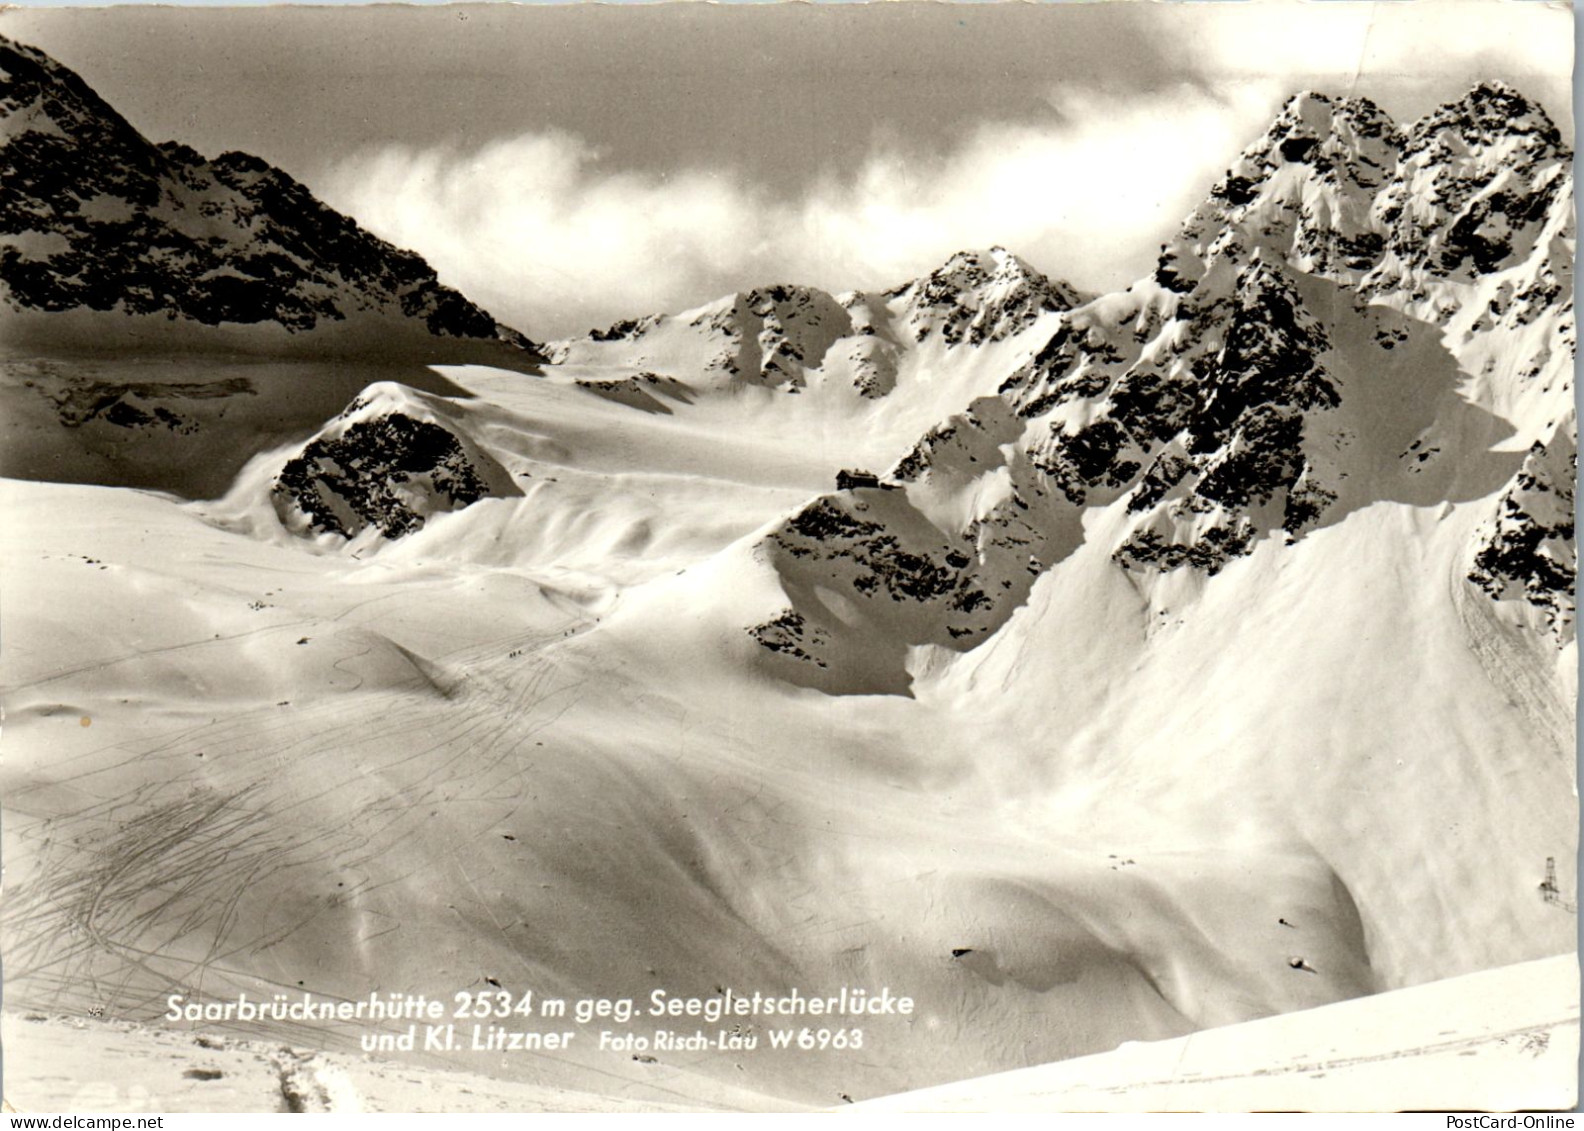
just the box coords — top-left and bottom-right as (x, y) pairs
(1, 2), (1572, 338)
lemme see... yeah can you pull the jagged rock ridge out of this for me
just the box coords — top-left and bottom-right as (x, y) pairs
(741, 479), (1054, 692)
(980, 85), (1574, 580)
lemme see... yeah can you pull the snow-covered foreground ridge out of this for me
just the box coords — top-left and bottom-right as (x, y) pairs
(850, 954), (1580, 1112)
(3, 955), (1572, 1113)
(0, 37), (1575, 1112)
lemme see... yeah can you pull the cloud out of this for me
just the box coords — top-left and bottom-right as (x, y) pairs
(1114, 0), (1572, 130)
(317, 132), (765, 337)
(784, 82), (1286, 298)
(1164, 0), (1571, 90)
(324, 42), (1571, 338)
(314, 0), (1571, 340)
(318, 79), (1284, 339)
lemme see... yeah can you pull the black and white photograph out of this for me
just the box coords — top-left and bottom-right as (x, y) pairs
(0, 0), (1576, 1113)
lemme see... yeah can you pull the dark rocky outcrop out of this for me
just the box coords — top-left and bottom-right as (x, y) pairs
(1469, 434), (1577, 643)
(273, 408), (496, 539)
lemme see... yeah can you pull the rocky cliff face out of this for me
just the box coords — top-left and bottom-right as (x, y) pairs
(1364, 83), (1571, 303)
(1156, 92), (1400, 295)
(1469, 431), (1577, 644)
(0, 37), (536, 353)
(744, 479), (1054, 693)
(987, 85), (1571, 584)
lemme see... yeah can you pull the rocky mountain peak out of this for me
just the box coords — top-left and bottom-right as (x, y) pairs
(1, 37), (168, 211)
(1407, 80), (1568, 163)
(1271, 90), (1399, 154)
(893, 245), (1081, 346)
(1357, 83), (1573, 307)
(1153, 79), (1574, 324)
(1155, 92), (1401, 294)
(0, 36), (536, 355)
(2, 37), (129, 144)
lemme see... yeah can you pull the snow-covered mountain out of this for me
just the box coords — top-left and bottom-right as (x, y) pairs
(0, 36), (537, 358)
(675, 83), (1576, 689)
(552, 247), (1079, 399)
